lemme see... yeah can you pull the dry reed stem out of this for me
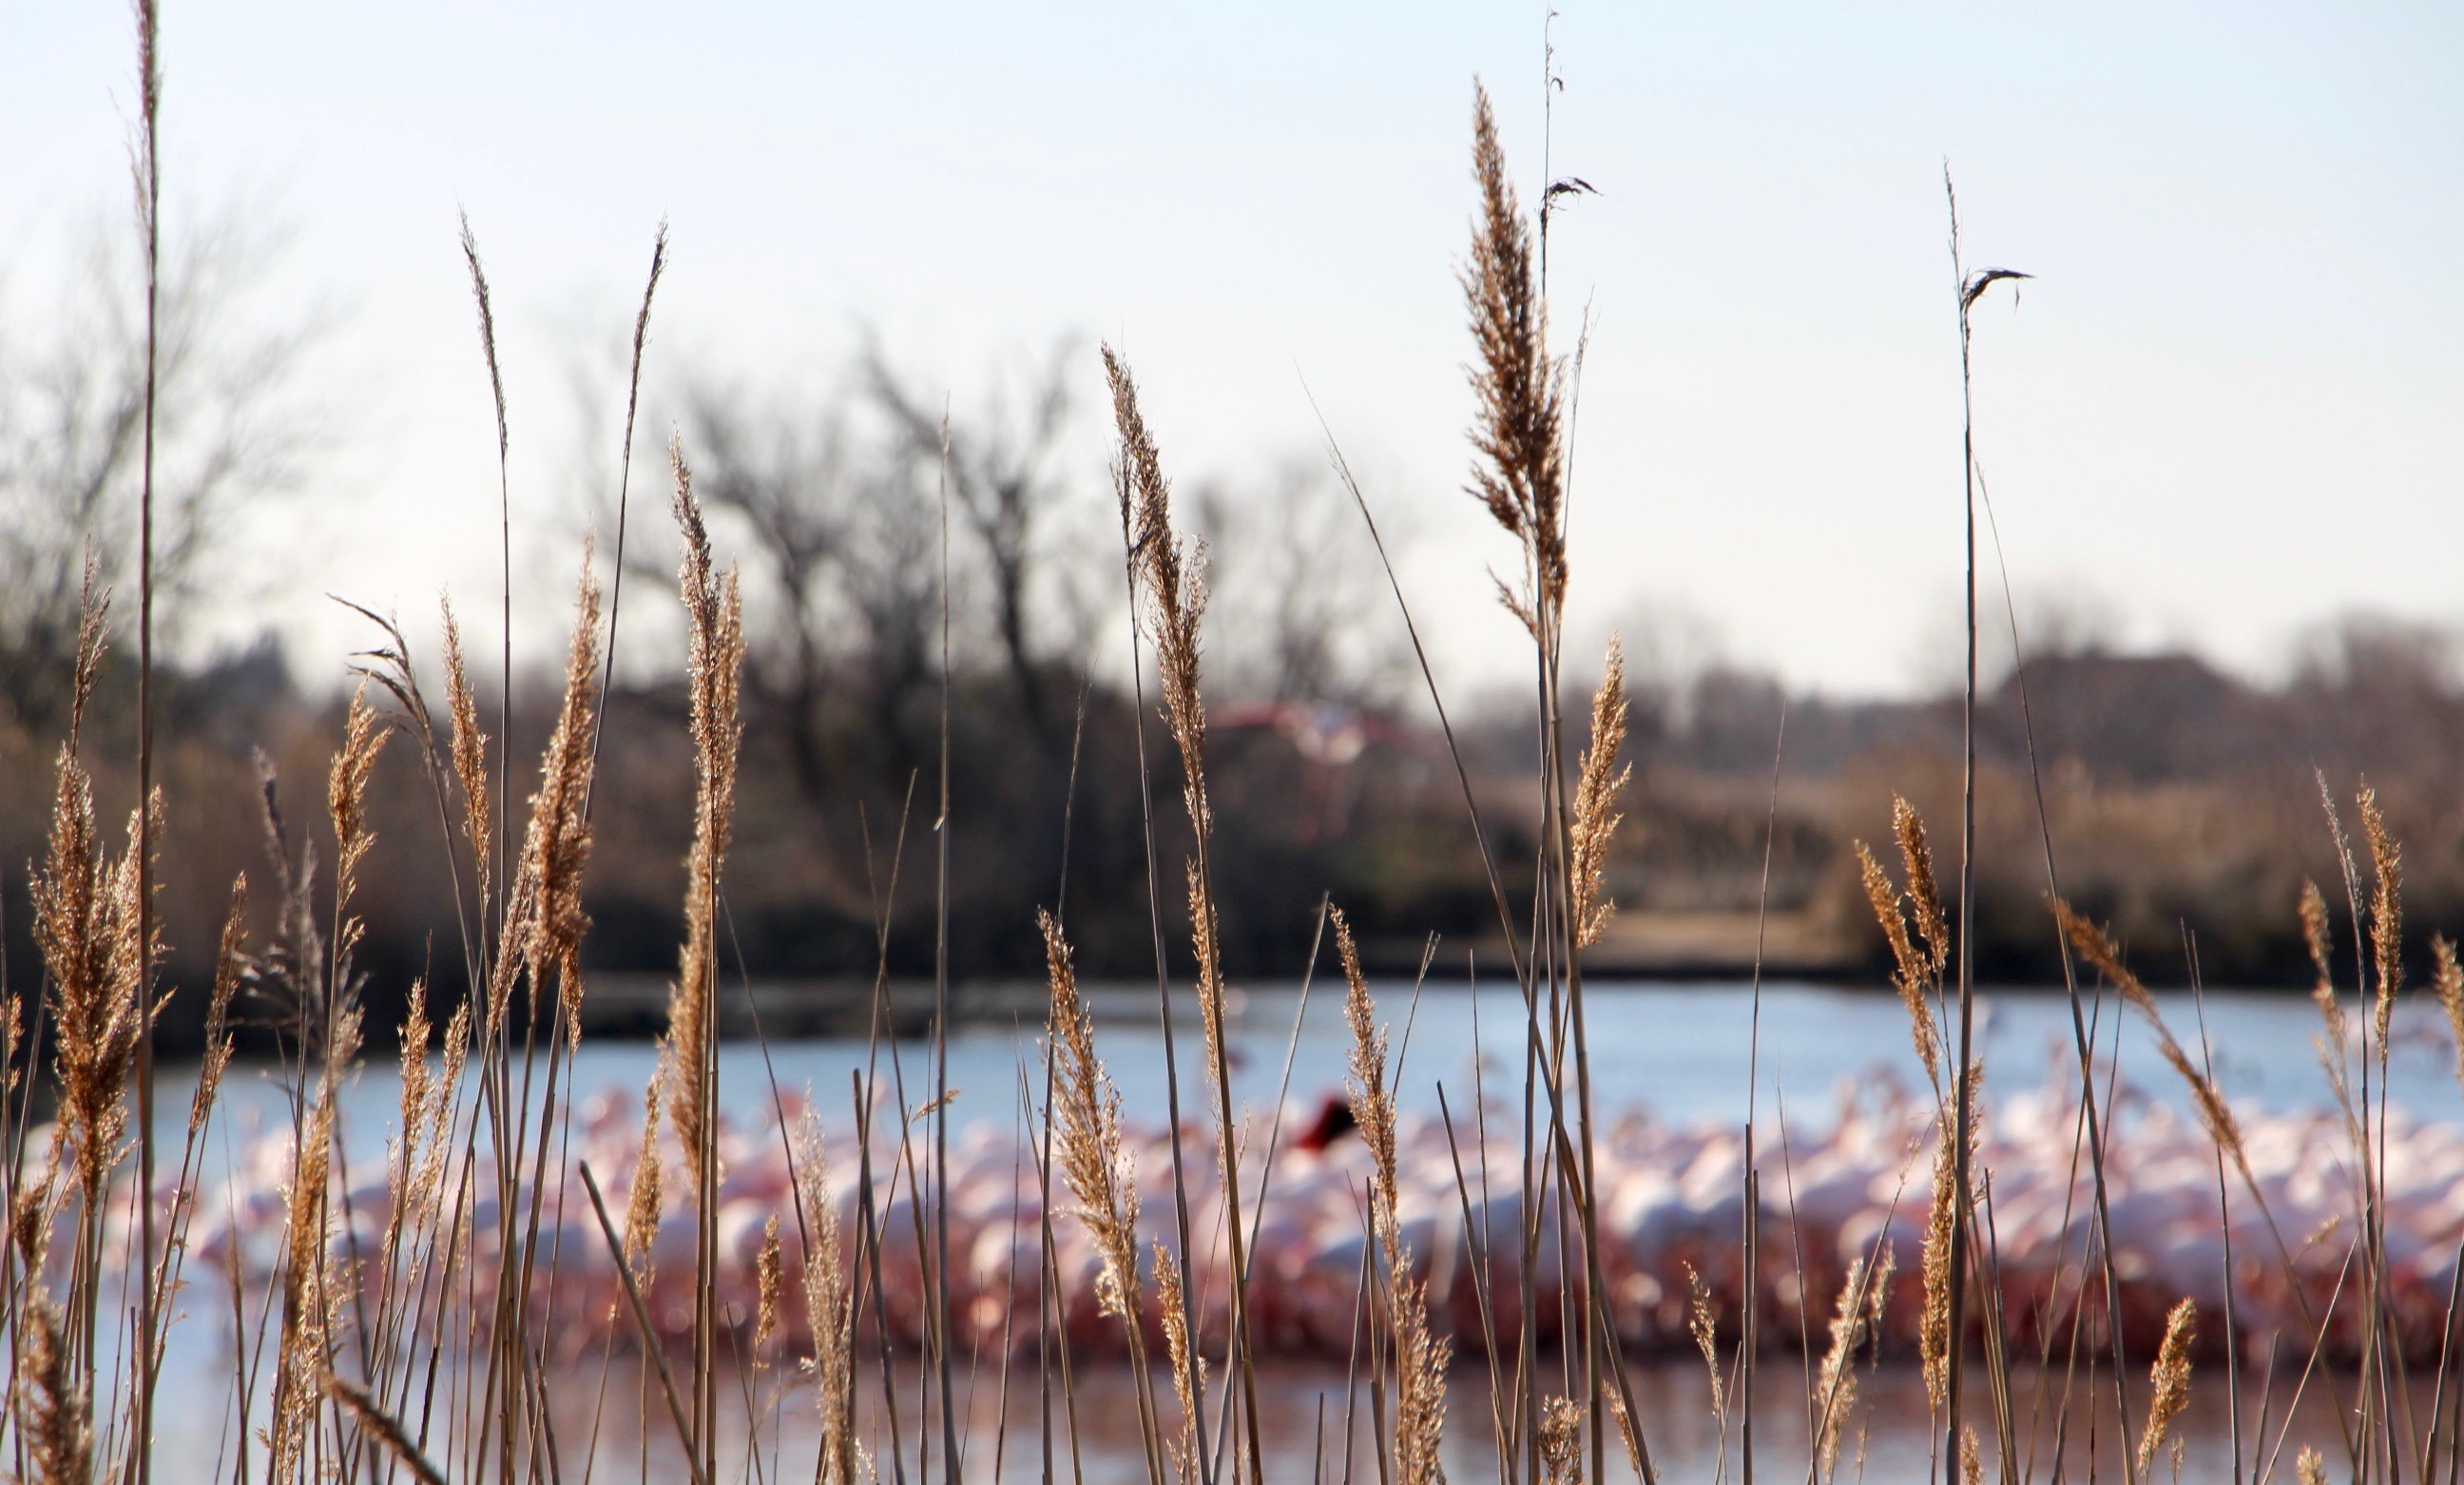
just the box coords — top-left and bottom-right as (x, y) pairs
(1463, 80), (1567, 628)
(661, 438), (741, 1200)
(2136, 1298), (2197, 1476)
(1336, 907), (1451, 1485)
(1568, 638), (1630, 951)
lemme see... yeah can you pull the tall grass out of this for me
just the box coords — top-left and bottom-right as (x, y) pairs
(18, 13), (2464, 1485)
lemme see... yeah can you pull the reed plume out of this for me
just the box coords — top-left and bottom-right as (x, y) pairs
(391, 977), (431, 1228)
(11, 1164), (56, 1290)
(1154, 1244), (1202, 1485)
(270, 1088), (339, 1482)
(1568, 638), (1630, 950)
(1922, 1069), (1979, 1413)
(440, 599), (493, 920)
(2136, 1298), (2197, 1476)
(2359, 786), (2401, 1055)
(371, 976), (432, 1349)
(326, 1373), (450, 1485)
(18, 1292), (89, 1485)
(1893, 796), (1950, 981)
(512, 550), (605, 1041)
(1104, 341), (1264, 1470)
(1539, 1395), (1585, 1485)
(412, 999), (469, 1238)
(2434, 935), (2464, 1092)
(1812, 1249), (1892, 1480)
(1463, 80), (1567, 629)
(2300, 878), (2336, 1004)
(1684, 1260), (1723, 1423)
(796, 1112), (858, 1485)
(2055, 897), (2252, 1171)
(661, 438), (742, 1201)
(1038, 909), (1140, 1325)
(2298, 1446), (2327, 1485)
(32, 577), (154, 1205)
(324, 683), (389, 1070)
(1336, 906), (1452, 1485)
(1855, 836), (1940, 1090)
(624, 1084), (664, 1283)
(755, 1214), (783, 1357)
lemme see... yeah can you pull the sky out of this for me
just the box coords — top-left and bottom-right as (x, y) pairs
(4, 0), (2459, 699)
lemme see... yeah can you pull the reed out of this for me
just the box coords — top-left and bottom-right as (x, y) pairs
(11, 13), (2453, 1485)
(660, 437), (741, 1485)
(1105, 341), (1265, 1483)
(1336, 906), (1451, 1485)
(2136, 1300), (2197, 1477)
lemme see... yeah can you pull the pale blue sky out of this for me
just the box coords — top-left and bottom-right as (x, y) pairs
(5, 1), (2459, 696)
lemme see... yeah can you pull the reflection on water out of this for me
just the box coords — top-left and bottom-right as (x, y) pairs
(144, 1341), (2366, 1484)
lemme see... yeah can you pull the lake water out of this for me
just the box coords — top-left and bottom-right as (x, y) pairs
(168, 978), (2464, 1156)
(135, 979), (2436, 1481)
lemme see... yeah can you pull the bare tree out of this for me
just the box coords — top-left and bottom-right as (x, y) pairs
(0, 204), (328, 728)
(866, 338), (1081, 741)
(681, 382), (948, 793)
(1199, 458), (1408, 708)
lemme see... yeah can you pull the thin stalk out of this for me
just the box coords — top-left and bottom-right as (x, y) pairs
(1741, 703), (1787, 1485)
(127, 6), (163, 1482)
(1110, 392), (1212, 1485)
(583, 222), (667, 818)
(1942, 170), (2030, 1485)
(933, 413), (963, 1485)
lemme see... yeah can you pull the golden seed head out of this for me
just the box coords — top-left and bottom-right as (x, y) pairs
(1569, 638), (1633, 950)
(1462, 80), (1568, 623)
(2137, 1298), (2198, 1476)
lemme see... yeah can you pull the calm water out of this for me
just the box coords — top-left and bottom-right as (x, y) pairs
(165, 978), (2464, 1156)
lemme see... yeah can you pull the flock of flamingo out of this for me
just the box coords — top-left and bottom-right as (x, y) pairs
(170, 1061), (2464, 1367)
